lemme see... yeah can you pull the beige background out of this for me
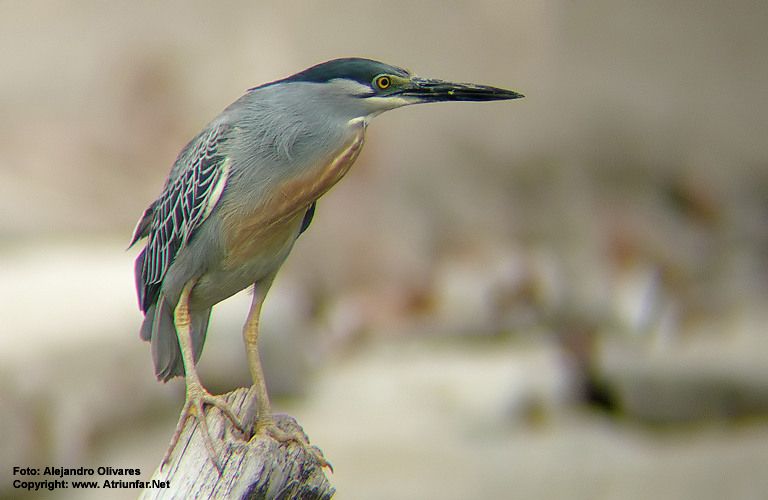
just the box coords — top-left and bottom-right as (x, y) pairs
(1, 1), (767, 499)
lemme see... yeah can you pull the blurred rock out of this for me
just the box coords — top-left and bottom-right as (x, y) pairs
(599, 308), (768, 423)
(430, 243), (529, 336)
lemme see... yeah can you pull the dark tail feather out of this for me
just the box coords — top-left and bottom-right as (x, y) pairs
(141, 295), (212, 382)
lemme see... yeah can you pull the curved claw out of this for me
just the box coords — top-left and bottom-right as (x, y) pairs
(161, 385), (244, 475)
(253, 420), (333, 472)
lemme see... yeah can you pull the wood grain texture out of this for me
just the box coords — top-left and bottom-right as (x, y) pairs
(140, 387), (334, 500)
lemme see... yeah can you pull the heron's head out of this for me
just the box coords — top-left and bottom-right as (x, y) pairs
(260, 57), (524, 121)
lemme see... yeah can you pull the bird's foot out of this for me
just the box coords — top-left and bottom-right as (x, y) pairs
(252, 418), (333, 472)
(162, 382), (244, 474)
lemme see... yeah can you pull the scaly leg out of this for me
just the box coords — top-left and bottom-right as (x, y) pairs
(161, 280), (244, 474)
(243, 279), (331, 469)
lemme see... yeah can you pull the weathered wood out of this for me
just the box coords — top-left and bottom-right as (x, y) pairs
(140, 387), (334, 500)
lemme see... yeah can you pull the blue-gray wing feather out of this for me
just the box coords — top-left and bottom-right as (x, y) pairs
(132, 123), (231, 312)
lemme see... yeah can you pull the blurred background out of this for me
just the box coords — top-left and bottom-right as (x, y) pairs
(1, 1), (767, 499)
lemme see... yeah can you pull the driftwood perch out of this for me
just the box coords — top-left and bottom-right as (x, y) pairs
(139, 387), (334, 499)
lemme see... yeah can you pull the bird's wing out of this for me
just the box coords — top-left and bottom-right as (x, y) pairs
(299, 201), (316, 235)
(133, 123), (232, 311)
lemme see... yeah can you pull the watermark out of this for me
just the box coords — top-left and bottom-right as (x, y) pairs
(11, 466), (170, 492)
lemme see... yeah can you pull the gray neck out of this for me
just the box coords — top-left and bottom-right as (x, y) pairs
(228, 82), (365, 172)
(219, 82), (367, 205)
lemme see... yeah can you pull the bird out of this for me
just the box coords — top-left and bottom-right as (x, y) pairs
(130, 57), (523, 471)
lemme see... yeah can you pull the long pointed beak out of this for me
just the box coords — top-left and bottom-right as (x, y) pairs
(398, 77), (524, 102)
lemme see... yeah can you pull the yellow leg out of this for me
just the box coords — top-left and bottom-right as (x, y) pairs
(243, 279), (331, 470)
(161, 280), (243, 474)
(243, 280), (274, 428)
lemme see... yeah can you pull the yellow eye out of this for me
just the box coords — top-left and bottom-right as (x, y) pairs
(375, 75), (392, 90)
